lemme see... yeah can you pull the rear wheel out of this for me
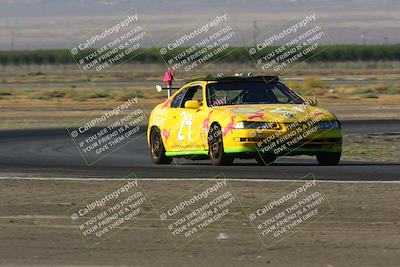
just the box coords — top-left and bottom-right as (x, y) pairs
(208, 124), (234, 166)
(255, 153), (277, 165)
(316, 152), (341, 165)
(149, 128), (172, 164)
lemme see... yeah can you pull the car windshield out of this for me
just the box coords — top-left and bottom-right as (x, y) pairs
(206, 81), (304, 106)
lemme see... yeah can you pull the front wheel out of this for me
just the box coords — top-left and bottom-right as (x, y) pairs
(316, 152), (341, 166)
(208, 124), (234, 166)
(149, 128), (172, 164)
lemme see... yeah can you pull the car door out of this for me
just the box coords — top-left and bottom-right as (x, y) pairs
(161, 87), (186, 152)
(166, 83), (206, 152)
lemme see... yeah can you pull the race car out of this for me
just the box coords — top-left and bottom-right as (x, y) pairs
(147, 75), (342, 166)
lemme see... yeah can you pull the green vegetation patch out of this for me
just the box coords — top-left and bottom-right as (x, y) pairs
(0, 45), (399, 66)
(29, 90), (67, 100)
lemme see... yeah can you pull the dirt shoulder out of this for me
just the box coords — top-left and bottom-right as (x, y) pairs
(0, 178), (398, 267)
(321, 96), (400, 120)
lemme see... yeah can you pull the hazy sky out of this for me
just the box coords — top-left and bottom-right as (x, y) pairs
(0, 0), (399, 50)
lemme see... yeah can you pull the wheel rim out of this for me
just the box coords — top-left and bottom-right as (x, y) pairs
(151, 131), (162, 158)
(209, 128), (222, 160)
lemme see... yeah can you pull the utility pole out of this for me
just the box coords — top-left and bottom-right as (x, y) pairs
(10, 18), (16, 51)
(384, 36), (389, 45)
(253, 20), (259, 47)
(361, 31), (367, 45)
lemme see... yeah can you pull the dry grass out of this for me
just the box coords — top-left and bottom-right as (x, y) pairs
(343, 135), (400, 163)
(1, 62), (400, 83)
(0, 63), (399, 129)
(285, 77), (400, 99)
(0, 86), (164, 103)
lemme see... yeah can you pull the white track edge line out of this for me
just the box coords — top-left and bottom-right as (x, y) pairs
(0, 176), (399, 184)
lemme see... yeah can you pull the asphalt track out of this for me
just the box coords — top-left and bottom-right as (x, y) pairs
(0, 120), (399, 181)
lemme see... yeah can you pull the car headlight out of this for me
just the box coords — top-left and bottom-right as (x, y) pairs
(234, 121), (278, 129)
(234, 121), (245, 129)
(318, 120), (341, 129)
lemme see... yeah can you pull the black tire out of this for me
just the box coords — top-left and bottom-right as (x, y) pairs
(316, 152), (341, 166)
(255, 153), (277, 166)
(149, 128), (172, 164)
(208, 124), (234, 166)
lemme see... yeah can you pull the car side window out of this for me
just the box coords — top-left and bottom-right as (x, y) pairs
(271, 86), (289, 103)
(170, 89), (187, 108)
(181, 85), (203, 108)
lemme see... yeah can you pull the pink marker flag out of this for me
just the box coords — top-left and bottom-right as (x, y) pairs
(163, 68), (175, 84)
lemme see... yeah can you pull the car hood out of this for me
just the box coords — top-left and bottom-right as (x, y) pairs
(211, 104), (336, 123)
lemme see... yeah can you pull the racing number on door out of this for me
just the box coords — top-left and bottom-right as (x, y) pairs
(178, 111), (193, 142)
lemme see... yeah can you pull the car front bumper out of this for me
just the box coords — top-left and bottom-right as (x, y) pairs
(223, 128), (342, 155)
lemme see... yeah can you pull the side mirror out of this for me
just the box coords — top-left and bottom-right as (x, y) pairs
(184, 100), (201, 109)
(307, 97), (318, 106)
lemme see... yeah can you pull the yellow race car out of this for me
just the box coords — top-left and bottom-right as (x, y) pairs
(147, 75), (342, 166)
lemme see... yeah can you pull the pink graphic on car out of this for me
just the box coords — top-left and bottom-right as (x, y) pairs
(202, 110), (214, 129)
(223, 116), (236, 136)
(248, 108), (265, 120)
(161, 128), (171, 142)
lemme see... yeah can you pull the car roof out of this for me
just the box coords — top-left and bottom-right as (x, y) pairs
(187, 75), (279, 84)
